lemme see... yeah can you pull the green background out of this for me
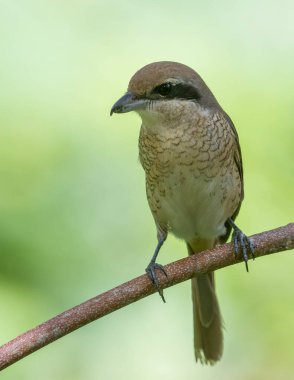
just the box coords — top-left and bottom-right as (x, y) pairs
(0, 1), (293, 379)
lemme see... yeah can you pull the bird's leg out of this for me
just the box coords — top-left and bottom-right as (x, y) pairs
(145, 231), (168, 303)
(228, 218), (255, 272)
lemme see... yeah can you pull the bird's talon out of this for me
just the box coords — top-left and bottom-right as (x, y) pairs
(245, 259), (249, 272)
(161, 266), (168, 278)
(232, 233), (239, 258)
(145, 262), (168, 302)
(158, 289), (166, 303)
(248, 239), (255, 259)
(230, 223), (255, 271)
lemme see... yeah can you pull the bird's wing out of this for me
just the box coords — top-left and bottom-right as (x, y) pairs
(220, 112), (244, 243)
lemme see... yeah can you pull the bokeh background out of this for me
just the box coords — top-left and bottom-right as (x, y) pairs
(0, 1), (293, 379)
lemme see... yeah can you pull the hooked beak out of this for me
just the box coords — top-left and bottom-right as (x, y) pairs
(110, 91), (147, 116)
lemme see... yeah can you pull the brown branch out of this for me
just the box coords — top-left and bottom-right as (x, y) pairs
(0, 223), (293, 370)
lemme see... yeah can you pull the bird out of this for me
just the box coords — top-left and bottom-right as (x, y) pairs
(110, 61), (254, 364)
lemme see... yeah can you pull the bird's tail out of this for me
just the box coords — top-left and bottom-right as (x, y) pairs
(187, 240), (223, 364)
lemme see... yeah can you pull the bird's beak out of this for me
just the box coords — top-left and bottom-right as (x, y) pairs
(110, 91), (147, 116)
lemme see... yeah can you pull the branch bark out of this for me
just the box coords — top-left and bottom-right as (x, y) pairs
(0, 223), (293, 371)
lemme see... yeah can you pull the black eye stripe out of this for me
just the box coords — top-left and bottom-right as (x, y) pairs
(171, 83), (201, 100)
(152, 82), (201, 101)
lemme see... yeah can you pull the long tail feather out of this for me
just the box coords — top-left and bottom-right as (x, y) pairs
(188, 241), (223, 364)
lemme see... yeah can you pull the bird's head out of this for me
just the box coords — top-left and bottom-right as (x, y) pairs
(110, 61), (220, 125)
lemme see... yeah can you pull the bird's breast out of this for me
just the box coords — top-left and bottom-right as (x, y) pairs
(139, 115), (240, 242)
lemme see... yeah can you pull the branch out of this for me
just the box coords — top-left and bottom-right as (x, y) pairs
(0, 223), (293, 370)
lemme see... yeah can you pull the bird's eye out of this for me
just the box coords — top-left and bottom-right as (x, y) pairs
(154, 82), (172, 96)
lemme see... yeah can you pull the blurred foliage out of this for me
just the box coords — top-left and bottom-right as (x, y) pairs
(0, 1), (293, 379)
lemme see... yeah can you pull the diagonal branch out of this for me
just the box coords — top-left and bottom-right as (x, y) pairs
(0, 223), (293, 371)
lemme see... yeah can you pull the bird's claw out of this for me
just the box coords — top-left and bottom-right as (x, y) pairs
(232, 228), (255, 272)
(145, 262), (168, 303)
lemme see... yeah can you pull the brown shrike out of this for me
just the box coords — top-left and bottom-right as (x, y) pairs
(111, 61), (254, 364)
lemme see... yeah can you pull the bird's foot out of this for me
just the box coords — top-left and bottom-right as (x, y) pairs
(145, 261), (168, 303)
(231, 226), (255, 272)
